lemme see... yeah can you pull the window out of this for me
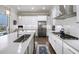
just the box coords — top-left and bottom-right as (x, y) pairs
(0, 11), (8, 36)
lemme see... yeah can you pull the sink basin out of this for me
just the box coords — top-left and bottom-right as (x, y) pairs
(14, 34), (30, 42)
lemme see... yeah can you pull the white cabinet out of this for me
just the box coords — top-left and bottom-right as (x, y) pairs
(48, 33), (62, 54)
(62, 42), (74, 54)
(48, 32), (75, 54)
(54, 40), (62, 54)
(28, 37), (34, 54)
(63, 46), (74, 54)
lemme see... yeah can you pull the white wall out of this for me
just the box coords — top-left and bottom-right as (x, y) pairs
(73, 5), (76, 12)
(55, 16), (77, 33)
(9, 7), (18, 32)
(76, 6), (79, 22)
(55, 16), (79, 38)
(56, 17), (77, 25)
(18, 16), (47, 30)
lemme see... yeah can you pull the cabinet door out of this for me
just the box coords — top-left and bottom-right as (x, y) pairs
(48, 34), (62, 54)
(63, 45), (74, 54)
(62, 40), (76, 54)
(54, 39), (62, 54)
(24, 46), (29, 54)
(27, 46), (29, 54)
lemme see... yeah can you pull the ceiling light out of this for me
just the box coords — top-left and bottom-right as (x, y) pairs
(6, 10), (10, 15)
(42, 7), (46, 10)
(19, 16), (21, 19)
(32, 7), (34, 10)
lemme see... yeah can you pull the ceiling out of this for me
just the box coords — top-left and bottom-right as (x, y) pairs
(8, 5), (53, 15)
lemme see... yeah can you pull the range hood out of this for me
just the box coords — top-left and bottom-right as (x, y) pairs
(55, 5), (76, 19)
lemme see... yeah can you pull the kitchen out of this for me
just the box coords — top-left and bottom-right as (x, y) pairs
(0, 5), (79, 54)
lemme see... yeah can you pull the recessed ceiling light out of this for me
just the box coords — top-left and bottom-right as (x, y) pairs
(17, 7), (20, 10)
(19, 16), (21, 19)
(6, 10), (10, 15)
(32, 7), (34, 10)
(42, 7), (46, 10)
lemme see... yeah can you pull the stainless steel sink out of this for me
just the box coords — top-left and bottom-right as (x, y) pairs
(14, 34), (30, 42)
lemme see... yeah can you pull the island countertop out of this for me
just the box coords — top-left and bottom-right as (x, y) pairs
(0, 30), (36, 54)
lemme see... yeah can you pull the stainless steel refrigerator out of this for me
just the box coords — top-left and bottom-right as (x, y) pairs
(38, 21), (47, 37)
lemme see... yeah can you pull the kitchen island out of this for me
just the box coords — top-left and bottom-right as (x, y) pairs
(0, 30), (36, 54)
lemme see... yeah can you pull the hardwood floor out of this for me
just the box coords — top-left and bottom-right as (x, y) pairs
(33, 36), (56, 54)
(35, 36), (48, 44)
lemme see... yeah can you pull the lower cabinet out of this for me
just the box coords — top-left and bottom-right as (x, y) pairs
(25, 37), (34, 54)
(24, 46), (29, 54)
(48, 34), (62, 54)
(48, 33), (74, 54)
(62, 42), (75, 54)
(28, 38), (34, 54)
(63, 47), (74, 54)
